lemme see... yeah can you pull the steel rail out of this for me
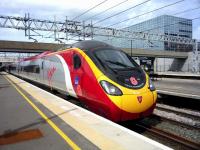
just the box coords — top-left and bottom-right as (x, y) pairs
(135, 122), (200, 150)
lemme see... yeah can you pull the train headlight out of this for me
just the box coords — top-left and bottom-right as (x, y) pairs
(100, 80), (122, 96)
(149, 79), (156, 91)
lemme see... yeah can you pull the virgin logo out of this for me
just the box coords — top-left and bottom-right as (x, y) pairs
(137, 96), (142, 103)
(130, 77), (138, 85)
(47, 67), (56, 84)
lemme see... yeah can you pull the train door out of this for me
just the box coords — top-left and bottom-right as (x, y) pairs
(71, 52), (84, 98)
(40, 59), (45, 83)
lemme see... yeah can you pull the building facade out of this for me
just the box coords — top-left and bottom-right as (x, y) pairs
(95, 15), (193, 52)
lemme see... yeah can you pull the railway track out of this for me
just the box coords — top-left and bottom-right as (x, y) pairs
(154, 103), (200, 129)
(121, 102), (200, 150)
(156, 103), (200, 119)
(134, 122), (200, 150)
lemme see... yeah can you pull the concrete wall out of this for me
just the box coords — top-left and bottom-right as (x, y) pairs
(154, 52), (200, 73)
(155, 57), (191, 72)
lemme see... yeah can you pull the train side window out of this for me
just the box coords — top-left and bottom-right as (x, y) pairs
(35, 65), (40, 74)
(73, 54), (81, 69)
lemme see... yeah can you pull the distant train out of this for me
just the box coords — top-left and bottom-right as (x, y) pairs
(9, 40), (157, 122)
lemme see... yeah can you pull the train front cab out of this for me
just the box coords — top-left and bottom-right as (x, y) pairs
(83, 47), (157, 122)
(98, 75), (157, 121)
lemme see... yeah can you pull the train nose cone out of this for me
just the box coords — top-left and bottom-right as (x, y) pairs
(121, 92), (154, 113)
(116, 68), (146, 89)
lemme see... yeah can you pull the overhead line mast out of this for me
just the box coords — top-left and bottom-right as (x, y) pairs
(0, 14), (196, 45)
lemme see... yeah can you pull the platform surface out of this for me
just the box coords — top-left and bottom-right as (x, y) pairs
(154, 78), (200, 99)
(0, 72), (172, 150)
(0, 73), (98, 150)
(155, 72), (200, 77)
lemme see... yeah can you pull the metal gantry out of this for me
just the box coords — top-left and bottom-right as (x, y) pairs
(0, 14), (199, 72)
(0, 14), (196, 45)
(0, 14), (85, 42)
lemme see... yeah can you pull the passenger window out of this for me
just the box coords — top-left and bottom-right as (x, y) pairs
(35, 65), (40, 74)
(73, 54), (81, 69)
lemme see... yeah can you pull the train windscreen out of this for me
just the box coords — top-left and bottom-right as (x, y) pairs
(94, 49), (146, 89)
(94, 49), (139, 70)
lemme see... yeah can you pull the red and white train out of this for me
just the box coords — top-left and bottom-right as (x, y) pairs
(9, 40), (157, 122)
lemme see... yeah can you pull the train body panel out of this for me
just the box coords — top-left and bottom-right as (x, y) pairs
(9, 40), (157, 122)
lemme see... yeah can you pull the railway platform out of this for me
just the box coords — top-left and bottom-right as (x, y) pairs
(153, 78), (200, 100)
(152, 72), (200, 80)
(0, 72), (171, 150)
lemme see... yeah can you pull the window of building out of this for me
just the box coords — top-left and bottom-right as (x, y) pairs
(169, 33), (178, 36)
(179, 35), (190, 38)
(179, 22), (192, 26)
(179, 30), (192, 33)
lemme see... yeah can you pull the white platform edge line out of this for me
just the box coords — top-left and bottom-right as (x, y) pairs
(10, 75), (173, 150)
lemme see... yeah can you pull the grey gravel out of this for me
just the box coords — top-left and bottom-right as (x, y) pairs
(156, 103), (200, 117)
(141, 117), (200, 143)
(154, 104), (200, 128)
(154, 109), (200, 128)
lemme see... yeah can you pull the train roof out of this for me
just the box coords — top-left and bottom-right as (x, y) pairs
(20, 51), (53, 62)
(72, 40), (116, 51)
(18, 41), (119, 62)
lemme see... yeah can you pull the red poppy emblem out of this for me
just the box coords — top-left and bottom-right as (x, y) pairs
(137, 96), (142, 103)
(130, 77), (138, 85)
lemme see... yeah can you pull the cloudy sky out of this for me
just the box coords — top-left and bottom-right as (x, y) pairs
(0, 0), (199, 43)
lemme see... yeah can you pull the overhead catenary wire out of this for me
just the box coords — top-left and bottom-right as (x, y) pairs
(84, 0), (129, 22)
(71, 0), (109, 21)
(93, 0), (151, 25)
(42, 5), (199, 44)
(105, 0), (185, 28)
(38, 31), (54, 42)
(37, 15), (63, 43)
(173, 6), (200, 15)
(101, 16), (200, 44)
(27, 0), (198, 44)
(100, 4), (200, 43)
(144, 16), (200, 35)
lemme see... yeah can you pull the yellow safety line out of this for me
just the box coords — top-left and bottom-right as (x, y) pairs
(4, 75), (81, 150)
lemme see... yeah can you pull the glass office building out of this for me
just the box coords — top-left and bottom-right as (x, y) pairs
(95, 15), (193, 51)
